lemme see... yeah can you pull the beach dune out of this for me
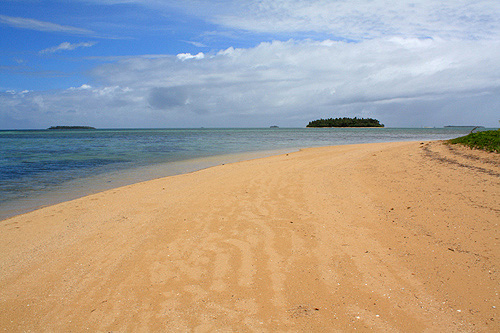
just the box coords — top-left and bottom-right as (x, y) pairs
(0, 141), (498, 331)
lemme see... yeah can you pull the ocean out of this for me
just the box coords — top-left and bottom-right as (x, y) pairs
(0, 127), (478, 220)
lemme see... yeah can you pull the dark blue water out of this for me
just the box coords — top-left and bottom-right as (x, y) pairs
(0, 127), (477, 219)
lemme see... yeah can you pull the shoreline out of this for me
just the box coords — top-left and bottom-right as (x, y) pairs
(1, 140), (498, 331)
(0, 147), (298, 222)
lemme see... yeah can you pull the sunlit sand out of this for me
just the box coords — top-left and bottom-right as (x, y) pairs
(1, 141), (498, 331)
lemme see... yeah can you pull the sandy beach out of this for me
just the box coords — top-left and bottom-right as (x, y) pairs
(0, 141), (498, 331)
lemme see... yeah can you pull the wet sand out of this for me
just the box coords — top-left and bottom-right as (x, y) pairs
(0, 141), (498, 331)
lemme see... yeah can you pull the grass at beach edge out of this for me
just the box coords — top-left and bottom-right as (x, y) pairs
(448, 129), (500, 153)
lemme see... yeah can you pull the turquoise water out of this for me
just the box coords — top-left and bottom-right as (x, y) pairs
(0, 127), (478, 220)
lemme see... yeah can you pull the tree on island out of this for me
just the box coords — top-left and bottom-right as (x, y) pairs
(306, 117), (384, 128)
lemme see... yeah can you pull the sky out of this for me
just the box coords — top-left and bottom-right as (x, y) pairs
(1, 0), (499, 129)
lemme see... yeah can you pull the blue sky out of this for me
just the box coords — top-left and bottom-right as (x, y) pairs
(1, 0), (499, 129)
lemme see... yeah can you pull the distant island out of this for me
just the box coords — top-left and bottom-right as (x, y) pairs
(48, 126), (96, 130)
(444, 125), (484, 128)
(307, 117), (384, 128)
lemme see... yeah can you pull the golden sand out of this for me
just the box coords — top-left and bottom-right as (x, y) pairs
(0, 141), (498, 331)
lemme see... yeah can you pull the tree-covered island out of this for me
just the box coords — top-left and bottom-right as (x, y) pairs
(307, 117), (384, 128)
(48, 126), (96, 130)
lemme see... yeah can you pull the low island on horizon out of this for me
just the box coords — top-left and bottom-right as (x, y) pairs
(307, 117), (384, 128)
(47, 126), (96, 130)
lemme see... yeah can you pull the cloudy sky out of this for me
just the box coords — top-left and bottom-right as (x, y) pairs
(1, 0), (499, 129)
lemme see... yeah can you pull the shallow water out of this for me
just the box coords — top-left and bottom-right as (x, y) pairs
(0, 127), (478, 220)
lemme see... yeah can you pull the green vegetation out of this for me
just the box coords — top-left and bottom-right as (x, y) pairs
(48, 126), (96, 130)
(448, 129), (500, 153)
(307, 117), (384, 128)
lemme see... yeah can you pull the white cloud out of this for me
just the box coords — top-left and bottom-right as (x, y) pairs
(68, 84), (92, 91)
(0, 14), (93, 35)
(107, 0), (500, 40)
(176, 52), (205, 61)
(40, 42), (97, 54)
(212, 0), (500, 40)
(98, 38), (500, 97)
